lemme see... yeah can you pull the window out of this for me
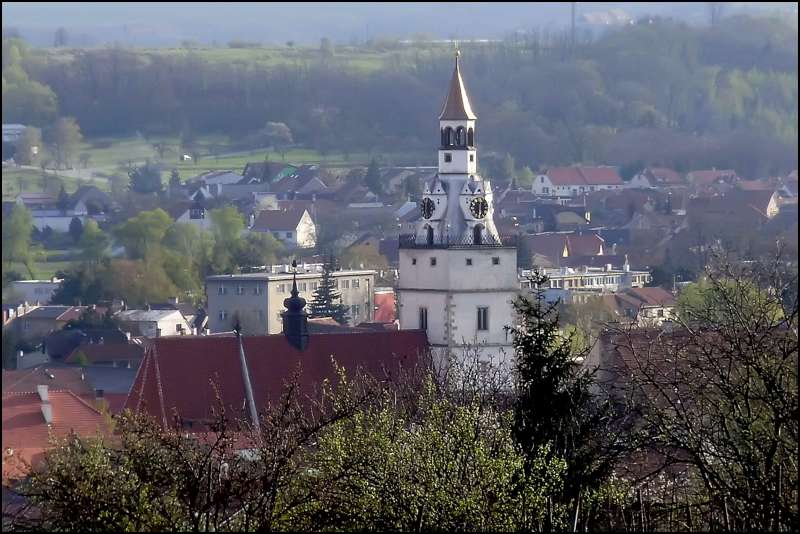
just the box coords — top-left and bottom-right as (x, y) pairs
(353, 304), (360, 316)
(277, 284), (286, 293)
(469, 154), (474, 162)
(657, 309), (664, 317)
(353, 279), (360, 288)
(477, 307), (489, 331)
(311, 282), (319, 290)
(430, 257), (437, 266)
(253, 286), (263, 295)
(236, 285), (244, 295)
(190, 208), (205, 220)
(543, 187), (549, 194)
(492, 257), (500, 265)
(286, 231), (293, 238)
(412, 258), (417, 265)
(219, 310), (227, 321)
(217, 286), (227, 295)
(342, 279), (350, 289)
(444, 153), (452, 163)
(466, 258), (473, 266)
(419, 307), (428, 330)
(299, 282), (307, 291)
(541, 176), (545, 183)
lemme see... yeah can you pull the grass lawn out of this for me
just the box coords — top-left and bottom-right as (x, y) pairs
(1, 168), (105, 200)
(8, 260), (75, 280)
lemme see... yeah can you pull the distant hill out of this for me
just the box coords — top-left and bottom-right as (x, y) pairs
(2, 2), (797, 47)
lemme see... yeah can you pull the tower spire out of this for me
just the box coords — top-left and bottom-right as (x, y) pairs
(282, 260), (309, 351)
(439, 50), (476, 120)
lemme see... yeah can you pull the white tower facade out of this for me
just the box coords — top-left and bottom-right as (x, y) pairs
(398, 52), (518, 371)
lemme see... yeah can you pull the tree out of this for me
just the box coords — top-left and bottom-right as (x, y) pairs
(50, 117), (83, 169)
(53, 27), (68, 47)
(340, 244), (389, 271)
(263, 121), (293, 160)
(169, 168), (181, 187)
(501, 153), (517, 183)
(2, 204), (35, 278)
(364, 157), (383, 196)
(508, 269), (623, 519)
(78, 152), (91, 169)
(68, 216), (83, 244)
(236, 232), (285, 268)
(128, 162), (163, 194)
(619, 160), (645, 181)
(614, 251), (798, 531)
(320, 37), (334, 59)
(309, 255), (350, 325)
(114, 208), (173, 259)
(108, 173), (128, 198)
(517, 165), (536, 188)
(79, 219), (109, 263)
(14, 126), (42, 165)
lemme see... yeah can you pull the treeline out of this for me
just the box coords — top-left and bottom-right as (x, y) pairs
(2, 14), (797, 177)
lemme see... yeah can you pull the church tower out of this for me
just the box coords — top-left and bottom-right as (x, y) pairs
(398, 52), (518, 371)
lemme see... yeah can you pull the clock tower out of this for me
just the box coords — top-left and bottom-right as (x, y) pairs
(398, 51), (518, 372)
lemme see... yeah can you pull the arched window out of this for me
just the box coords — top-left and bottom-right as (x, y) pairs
(441, 128), (447, 146)
(425, 225), (434, 245)
(473, 224), (484, 245)
(456, 126), (466, 147)
(447, 127), (455, 146)
(467, 128), (474, 146)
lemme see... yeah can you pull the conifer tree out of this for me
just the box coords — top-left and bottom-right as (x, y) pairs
(309, 255), (350, 325)
(507, 268), (618, 510)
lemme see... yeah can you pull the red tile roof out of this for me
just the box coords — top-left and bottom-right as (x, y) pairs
(2, 390), (109, 481)
(622, 287), (676, 307)
(689, 169), (738, 186)
(546, 167), (585, 186)
(648, 167), (684, 185)
(567, 233), (604, 256)
(63, 343), (144, 365)
(124, 331), (428, 428)
(2, 366), (94, 397)
(545, 166), (622, 186)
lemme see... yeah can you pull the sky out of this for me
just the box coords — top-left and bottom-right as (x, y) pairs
(2, 2), (797, 47)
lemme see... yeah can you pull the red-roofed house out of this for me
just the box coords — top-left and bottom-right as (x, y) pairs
(600, 287), (677, 327)
(628, 167), (685, 189)
(519, 232), (605, 268)
(2, 387), (110, 482)
(124, 330), (428, 430)
(687, 169), (739, 195)
(250, 208), (316, 249)
(533, 166), (623, 197)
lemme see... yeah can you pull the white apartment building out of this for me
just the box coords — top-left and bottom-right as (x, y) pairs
(206, 264), (376, 335)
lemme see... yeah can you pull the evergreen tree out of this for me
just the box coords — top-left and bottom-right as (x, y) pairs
(57, 184), (70, 212)
(309, 255), (350, 325)
(507, 269), (619, 512)
(68, 216), (83, 244)
(364, 157), (383, 196)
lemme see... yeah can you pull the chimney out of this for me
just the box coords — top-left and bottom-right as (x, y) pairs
(41, 402), (53, 424)
(125, 331), (132, 341)
(37, 385), (49, 402)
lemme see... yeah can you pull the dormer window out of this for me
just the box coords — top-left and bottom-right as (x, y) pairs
(190, 207), (205, 220)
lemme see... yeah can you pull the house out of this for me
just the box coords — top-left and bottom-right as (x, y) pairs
(627, 167), (685, 189)
(9, 305), (84, 344)
(686, 169), (739, 195)
(2, 385), (110, 482)
(373, 287), (397, 324)
(532, 166), (623, 197)
(115, 308), (192, 338)
(518, 232), (606, 269)
(64, 342), (145, 369)
(15, 187), (109, 232)
(123, 329), (428, 430)
(269, 165), (328, 199)
(600, 286), (677, 327)
(250, 207), (316, 249)
(68, 185), (112, 215)
(688, 189), (780, 224)
(519, 261), (652, 303)
(2, 124), (27, 144)
(7, 278), (63, 305)
(241, 162), (298, 184)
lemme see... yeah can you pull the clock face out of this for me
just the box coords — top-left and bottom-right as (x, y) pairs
(469, 197), (488, 219)
(420, 197), (435, 219)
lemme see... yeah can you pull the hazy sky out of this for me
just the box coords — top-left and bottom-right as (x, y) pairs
(3, 2), (796, 47)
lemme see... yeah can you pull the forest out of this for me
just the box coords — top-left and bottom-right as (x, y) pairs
(2, 13), (797, 179)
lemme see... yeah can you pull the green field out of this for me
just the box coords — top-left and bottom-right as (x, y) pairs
(1, 168), (105, 200)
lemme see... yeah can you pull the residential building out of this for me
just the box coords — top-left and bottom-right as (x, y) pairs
(518, 231), (606, 269)
(8, 278), (63, 305)
(249, 207), (316, 248)
(627, 167), (685, 189)
(115, 308), (192, 338)
(206, 265), (376, 334)
(397, 52), (518, 370)
(10, 305), (84, 344)
(532, 166), (623, 197)
(520, 258), (651, 303)
(599, 286), (677, 326)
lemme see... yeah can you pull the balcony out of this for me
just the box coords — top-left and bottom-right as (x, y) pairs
(398, 233), (517, 249)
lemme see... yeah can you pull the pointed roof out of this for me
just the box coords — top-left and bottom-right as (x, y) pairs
(439, 51), (477, 121)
